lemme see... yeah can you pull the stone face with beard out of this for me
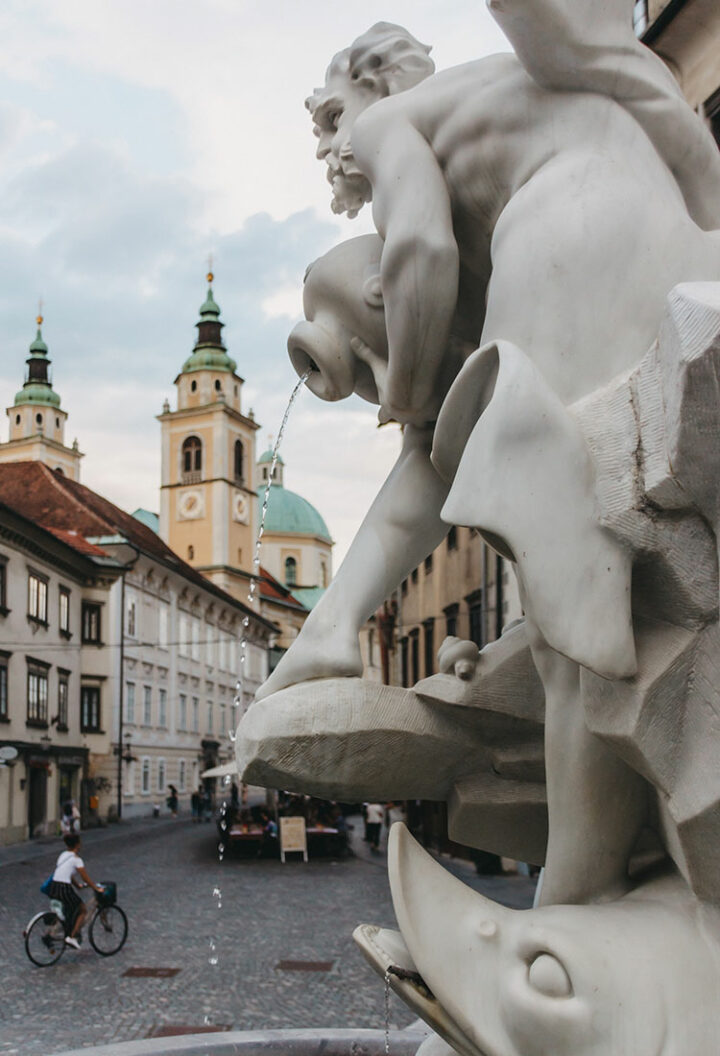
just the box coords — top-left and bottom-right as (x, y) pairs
(305, 23), (434, 218)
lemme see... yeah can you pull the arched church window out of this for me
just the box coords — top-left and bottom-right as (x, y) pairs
(35, 413), (42, 425)
(234, 440), (244, 482)
(215, 379), (222, 392)
(188, 545), (194, 560)
(190, 379), (197, 392)
(15, 414), (20, 425)
(285, 556), (297, 586)
(319, 561), (328, 588)
(182, 436), (202, 482)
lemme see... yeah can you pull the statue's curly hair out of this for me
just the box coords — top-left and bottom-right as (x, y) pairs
(306, 23), (434, 117)
(348, 22), (434, 95)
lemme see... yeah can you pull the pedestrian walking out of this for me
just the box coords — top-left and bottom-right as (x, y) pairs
(191, 787), (202, 823)
(166, 784), (179, 817)
(365, 802), (384, 852)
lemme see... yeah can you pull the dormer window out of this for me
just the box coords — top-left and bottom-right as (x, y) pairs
(285, 556), (297, 586)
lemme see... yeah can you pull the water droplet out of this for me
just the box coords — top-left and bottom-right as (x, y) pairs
(223, 774), (231, 786)
(209, 955), (219, 966)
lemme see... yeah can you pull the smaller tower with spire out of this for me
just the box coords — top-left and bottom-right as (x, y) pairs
(0, 310), (83, 480)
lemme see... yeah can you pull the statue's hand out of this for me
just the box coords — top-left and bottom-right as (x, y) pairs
(351, 337), (441, 426)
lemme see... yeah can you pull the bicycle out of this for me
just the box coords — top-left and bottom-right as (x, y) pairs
(23, 881), (128, 967)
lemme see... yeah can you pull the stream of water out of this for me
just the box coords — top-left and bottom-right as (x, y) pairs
(205, 370), (311, 992)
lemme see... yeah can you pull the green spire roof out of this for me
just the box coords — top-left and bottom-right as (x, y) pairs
(14, 319), (62, 408)
(180, 271), (237, 375)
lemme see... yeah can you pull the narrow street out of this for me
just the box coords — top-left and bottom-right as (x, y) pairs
(0, 818), (535, 1055)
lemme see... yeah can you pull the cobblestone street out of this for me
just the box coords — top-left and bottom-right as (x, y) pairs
(0, 817), (535, 1055)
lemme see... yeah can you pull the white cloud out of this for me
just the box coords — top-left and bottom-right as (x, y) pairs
(0, 2), (514, 574)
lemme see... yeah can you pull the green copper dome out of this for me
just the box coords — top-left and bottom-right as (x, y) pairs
(181, 277), (237, 375)
(256, 483), (331, 541)
(14, 323), (62, 408)
(257, 448), (284, 466)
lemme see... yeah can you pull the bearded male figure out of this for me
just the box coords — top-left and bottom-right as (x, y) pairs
(254, 6), (720, 906)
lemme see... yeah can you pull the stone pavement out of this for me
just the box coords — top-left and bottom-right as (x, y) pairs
(0, 816), (536, 1056)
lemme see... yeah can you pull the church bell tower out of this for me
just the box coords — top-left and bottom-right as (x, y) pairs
(0, 312), (83, 480)
(158, 269), (260, 598)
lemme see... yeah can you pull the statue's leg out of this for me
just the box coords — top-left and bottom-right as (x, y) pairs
(530, 634), (648, 906)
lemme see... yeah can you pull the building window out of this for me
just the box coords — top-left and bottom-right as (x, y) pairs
(82, 602), (102, 643)
(424, 553), (433, 574)
(0, 557), (7, 615)
(157, 757), (166, 793)
(179, 613), (189, 657)
(80, 685), (101, 732)
(192, 617), (200, 661)
(319, 560), (328, 588)
(158, 688), (167, 727)
(126, 594), (136, 637)
(143, 685), (152, 726)
(207, 702), (213, 734)
(219, 632), (227, 671)
(57, 671), (69, 731)
(410, 629), (419, 685)
(0, 654), (9, 721)
(124, 760), (135, 797)
(400, 637), (409, 688)
(28, 572), (48, 624)
(188, 545), (194, 560)
(410, 568), (418, 585)
(182, 435), (202, 482)
(444, 603), (459, 639)
(59, 586), (71, 637)
(368, 628), (375, 667)
(423, 618), (435, 677)
(234, 439), (245, 482)
(192, 696), (199, 732)
(446, 526), (458, 551)
(284, 556), (297, 586)
(126, 682), (135, 724)
(206, 627), (214, 667)
(141, 757), (151, 794)
(179, 693), (187, 730)
(27, 663), (49, 726)
(401, 578), (408, 596)
(467, 590), (484, 649)
(179, 759), (186, 791)
(158, 603), (169, 648)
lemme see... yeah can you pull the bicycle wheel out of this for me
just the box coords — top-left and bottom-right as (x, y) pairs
(24, 911), (66, 967)
(89, 904), (128, 956)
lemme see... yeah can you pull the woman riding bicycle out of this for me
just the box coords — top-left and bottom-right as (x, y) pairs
(48, 833), (104, 949)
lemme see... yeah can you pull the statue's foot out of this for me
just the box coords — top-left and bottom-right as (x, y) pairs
(254, 629), (363, 701)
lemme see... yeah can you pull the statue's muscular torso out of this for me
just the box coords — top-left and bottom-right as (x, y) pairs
(354, 52), (719, 404)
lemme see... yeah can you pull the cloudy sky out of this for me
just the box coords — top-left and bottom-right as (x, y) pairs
(0, 1), (511, 565)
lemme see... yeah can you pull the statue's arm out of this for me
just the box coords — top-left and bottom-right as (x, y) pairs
(254, 423), (450, 699)
(353, 108), (459, 422)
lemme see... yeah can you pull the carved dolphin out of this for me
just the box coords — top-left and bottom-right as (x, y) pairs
(370, 824), (720, 1056)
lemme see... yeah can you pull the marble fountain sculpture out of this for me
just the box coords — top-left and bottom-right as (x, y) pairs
(234, 3), (720, 1056)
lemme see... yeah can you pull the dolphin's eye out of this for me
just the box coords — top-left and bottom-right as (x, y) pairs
(527, 953), (572, 998)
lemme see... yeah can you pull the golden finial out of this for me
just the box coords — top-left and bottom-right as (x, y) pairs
(37, 297), (43, 327)
(207, 252), (214, 285)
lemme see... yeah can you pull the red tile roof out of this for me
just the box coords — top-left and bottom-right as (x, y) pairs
(257, 564), (307, 610)
(0, 462), (275, 627)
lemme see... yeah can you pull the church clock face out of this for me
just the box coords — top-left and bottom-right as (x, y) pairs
(232, 491), (249, 524)
(178, 489), (204, 520)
